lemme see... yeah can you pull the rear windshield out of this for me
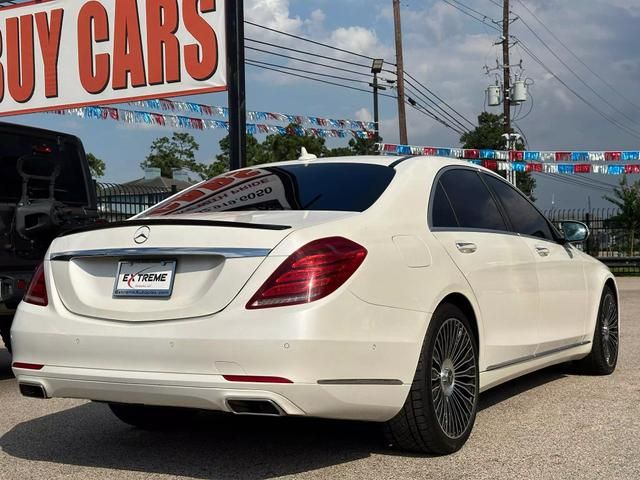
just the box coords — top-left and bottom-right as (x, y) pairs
(144, 163), (396, 216)
(0, 131), (88, 205)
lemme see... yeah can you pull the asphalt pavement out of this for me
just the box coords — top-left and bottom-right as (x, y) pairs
(1, 279), (639, 480)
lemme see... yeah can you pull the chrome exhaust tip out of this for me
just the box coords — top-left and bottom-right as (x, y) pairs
(226, 399), (285, 416)
(19, 383), (48, 399)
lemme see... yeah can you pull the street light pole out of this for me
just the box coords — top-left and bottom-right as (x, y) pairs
(373, 72), (380, 140)
(371, 59), (385, 142)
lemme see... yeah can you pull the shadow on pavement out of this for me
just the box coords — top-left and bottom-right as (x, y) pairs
(1, 405), (379, 479)
(0, 348), (13, 381)
(479, 365), (568, 412)
(0, 365), (571, 478)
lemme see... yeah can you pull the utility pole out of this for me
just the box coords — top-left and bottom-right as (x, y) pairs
(393, 0), (408, 145)
(502, 0), (515, 185)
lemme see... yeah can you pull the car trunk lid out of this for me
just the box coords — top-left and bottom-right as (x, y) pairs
(48, 211), (356, 321)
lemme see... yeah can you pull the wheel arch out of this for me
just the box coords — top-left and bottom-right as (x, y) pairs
(585, 272), (619, 343)
(604, 277), (618, 304)
(438, 292), (481, 352)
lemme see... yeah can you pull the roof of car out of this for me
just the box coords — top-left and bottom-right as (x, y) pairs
(257, 155), (482, 171)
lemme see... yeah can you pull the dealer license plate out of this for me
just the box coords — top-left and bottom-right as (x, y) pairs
(113, 261), (177, 298)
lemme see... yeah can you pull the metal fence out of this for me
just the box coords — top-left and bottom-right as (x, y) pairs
(544, 208), (640, 275)
(96, 183), (176, 223)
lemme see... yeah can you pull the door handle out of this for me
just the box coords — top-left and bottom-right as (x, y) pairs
(456, 242), (478, 254)
(535, 245), (550, 257)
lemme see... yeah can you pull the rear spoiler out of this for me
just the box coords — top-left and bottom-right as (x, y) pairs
(58, 219), (292, 237)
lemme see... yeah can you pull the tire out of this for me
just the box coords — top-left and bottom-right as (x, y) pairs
(575, 286), (619, 375)
(0, 316), (12, 354)
(108, 403), (197, 430)
(384, 303), (479, 454)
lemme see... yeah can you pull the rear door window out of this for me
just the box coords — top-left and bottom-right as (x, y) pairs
(434, 169), (507, 231)
(483, 174), (555, 241)
(431, 181), (459, 228)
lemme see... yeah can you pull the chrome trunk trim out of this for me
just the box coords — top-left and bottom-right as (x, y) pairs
(50, 247), (272, 262)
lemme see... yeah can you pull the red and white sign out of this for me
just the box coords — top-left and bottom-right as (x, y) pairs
(0, 0), (226, 117)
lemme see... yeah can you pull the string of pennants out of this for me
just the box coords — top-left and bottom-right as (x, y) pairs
(127, 98), (376, 132)
(49, 106), (374, 139)
(378, 143), (640, 175)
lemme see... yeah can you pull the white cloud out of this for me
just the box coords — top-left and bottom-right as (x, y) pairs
(355, 108), (373, 122)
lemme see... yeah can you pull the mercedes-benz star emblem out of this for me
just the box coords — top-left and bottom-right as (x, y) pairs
(134, 226), (151, 244)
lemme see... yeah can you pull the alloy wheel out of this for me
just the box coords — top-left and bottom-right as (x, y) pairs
(431, 317), (477, 439)
(601, 294), (619, 367)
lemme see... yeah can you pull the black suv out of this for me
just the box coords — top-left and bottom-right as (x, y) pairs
(0, 122), (98, 352)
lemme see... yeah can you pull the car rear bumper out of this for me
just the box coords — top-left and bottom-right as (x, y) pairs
(11, 292), (428, 422)
(14, 366), (410, 421)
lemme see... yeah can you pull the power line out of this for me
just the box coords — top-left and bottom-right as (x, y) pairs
(441, 0), (502, 32)
(515, 16), (640, 128)
(247, 61), (466, 135)
(544, 173), (615, 192)
(245, 21), (475, 136)
(245, 37), (373, 70)
(248, 39), (473, 133)
(517, 41), (640, 141)
(407, 99), (467, 135)
(404, 71), (477, 129)
(247, 58), (373, 86)
(513, 0), (640, 111)
(448, 0), (498, 23)
(245, 46), (375, 77)
(539, 173), (614, 193)
(484, 0), (503, 8)
(244, 20), (396, 65)
(245, 61), (397, 99)
(404, 81), (471, 133)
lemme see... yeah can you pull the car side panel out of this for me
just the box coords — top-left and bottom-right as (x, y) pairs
(433, 231), (540, 370)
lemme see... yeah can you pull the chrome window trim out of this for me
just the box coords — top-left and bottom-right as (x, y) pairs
(50, 247), (272, 262)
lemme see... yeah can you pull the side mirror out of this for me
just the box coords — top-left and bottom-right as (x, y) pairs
(559, 221), (590, 243)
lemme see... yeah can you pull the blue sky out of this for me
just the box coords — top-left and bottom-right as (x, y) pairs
(3, 0), (640, 209)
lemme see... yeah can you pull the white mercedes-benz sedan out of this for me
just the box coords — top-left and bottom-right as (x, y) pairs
(11, 156), (619, 454)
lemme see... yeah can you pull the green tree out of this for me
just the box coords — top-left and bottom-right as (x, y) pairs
(211, 125), (335, 177)
(201, 134), (267, 178)
(460, 112), (536, 200)
(86, 153), (105, 178)
(260, 124), (330, 163)
(605, 175), (640, 255)
(328, 136), (380, 157)
(141, 132), (200, 178)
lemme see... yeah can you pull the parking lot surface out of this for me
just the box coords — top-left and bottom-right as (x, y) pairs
(1, 279), (639, 480)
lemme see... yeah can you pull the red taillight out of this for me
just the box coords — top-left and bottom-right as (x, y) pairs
(23, 263), (48, 307)
(247, 237), (367, 309)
